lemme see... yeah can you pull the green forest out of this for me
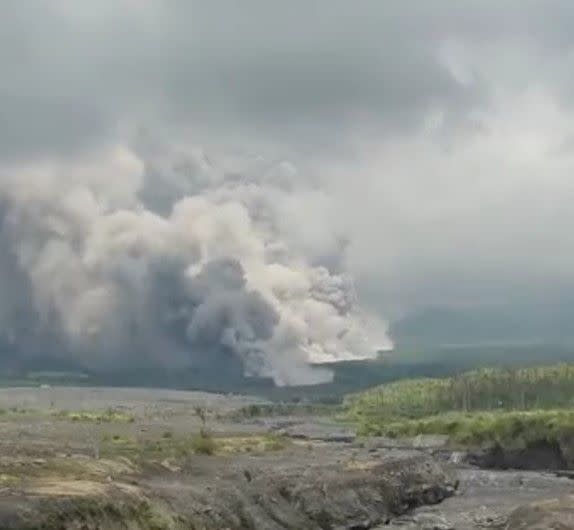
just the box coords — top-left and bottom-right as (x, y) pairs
(345, 363), (574, 433)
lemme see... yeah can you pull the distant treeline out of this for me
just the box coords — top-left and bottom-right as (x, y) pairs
(345, 363), (574, 423)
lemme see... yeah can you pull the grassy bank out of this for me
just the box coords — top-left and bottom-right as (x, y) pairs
(358, 409), (574, 449)
(345, 363), (574, 451)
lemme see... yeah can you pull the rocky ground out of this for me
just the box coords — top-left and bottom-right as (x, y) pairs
(384, 469), (572, 529)
(0, 387), (569, 528)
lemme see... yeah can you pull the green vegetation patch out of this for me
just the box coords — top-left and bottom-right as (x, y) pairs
(231, 402), (338, 419)
(100, 431), (289, 461)
(30, 497), (178, 530)
(0, 407), (38, 417)
(346, 363), (574, 424)
(54, 408), (136, 423)
(360, 409), (574, 449)
(217, 433), (289, 454)
(188, 431), (217, 456)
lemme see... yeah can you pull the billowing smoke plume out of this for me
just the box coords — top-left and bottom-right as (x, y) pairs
(0, 140), (391, 385)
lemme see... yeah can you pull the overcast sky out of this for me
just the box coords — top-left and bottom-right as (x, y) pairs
(3, 0), (574, 326)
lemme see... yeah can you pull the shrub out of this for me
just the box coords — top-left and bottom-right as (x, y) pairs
(190, 431), (217, 455)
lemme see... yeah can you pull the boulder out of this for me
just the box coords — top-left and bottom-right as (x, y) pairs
(506, 494), (574, 529)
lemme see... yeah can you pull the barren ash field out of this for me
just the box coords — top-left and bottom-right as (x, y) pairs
(0, 385), (566, 529)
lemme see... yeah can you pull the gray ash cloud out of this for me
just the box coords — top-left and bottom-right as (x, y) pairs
(0, 145), (390, 386)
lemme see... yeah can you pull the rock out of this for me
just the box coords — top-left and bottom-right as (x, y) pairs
(384, 512), (454, 529)
(448, 452), (466, 465)
(160, 458), (181, 473)
(413, 513), (454, 530)
(467, 439), (569, 471)
(412, 435), (449, 450)
(276, 421), (356, 442)
(362, 437), (407, 451)
(506, 494), (574, 529)
(470, 505), (508, 528)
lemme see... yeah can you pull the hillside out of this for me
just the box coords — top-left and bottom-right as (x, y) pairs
(345, 363), (574, 428)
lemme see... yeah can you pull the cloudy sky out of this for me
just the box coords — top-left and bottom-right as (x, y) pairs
(3, 0), (574, 345)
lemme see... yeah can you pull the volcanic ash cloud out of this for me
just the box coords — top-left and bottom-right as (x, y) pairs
(0, 145), (392, 385)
